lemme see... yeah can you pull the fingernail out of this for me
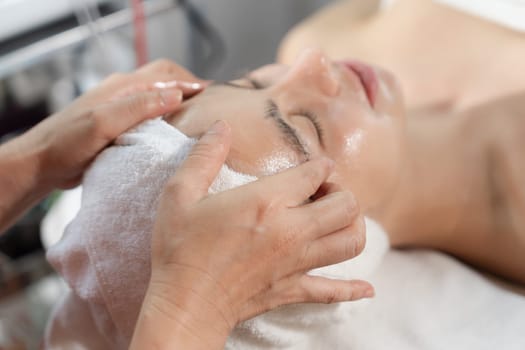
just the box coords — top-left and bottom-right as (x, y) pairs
(207, 120), (228, 135)
(364, 287), (375, 298)
(160, 88), (183, 106)
(180, 81), (205, 90)
(155, 81), (204, 90)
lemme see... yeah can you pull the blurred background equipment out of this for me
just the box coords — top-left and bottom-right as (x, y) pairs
(0, 0), (330, 348)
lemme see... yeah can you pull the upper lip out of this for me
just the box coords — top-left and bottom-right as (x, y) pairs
(337, 60), (378, 108)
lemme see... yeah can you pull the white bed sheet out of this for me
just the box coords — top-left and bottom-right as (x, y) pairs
(42, 190), (525, 349)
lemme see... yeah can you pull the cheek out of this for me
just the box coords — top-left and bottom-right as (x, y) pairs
(227, 149), (299, 177)
(358, 119), (404, 181)
(227, 131), (300, 177)
(330, 122), (404, 209)
(363, 124), (405, 202)
(343, 129), (367, 158)
(255, 152), (298, 176)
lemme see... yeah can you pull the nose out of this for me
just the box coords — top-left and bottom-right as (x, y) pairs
(283, 48), (340, 97)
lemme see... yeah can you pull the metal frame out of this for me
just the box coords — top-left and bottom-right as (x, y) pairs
(0, 0), (178, 79)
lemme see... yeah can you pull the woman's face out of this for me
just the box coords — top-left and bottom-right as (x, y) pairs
(171, 49), (406, 211)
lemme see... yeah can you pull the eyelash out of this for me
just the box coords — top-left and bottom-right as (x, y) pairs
(265, 100), (279, 118)
(267, 100), (324, 151)
(247, 77), (323, 143)
(294, 108), (325, 144)
(277, 119), (310, 159)
(265, 101), (310, 159)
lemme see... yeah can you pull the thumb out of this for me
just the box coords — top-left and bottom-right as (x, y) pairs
(93, 87), (183, 142)
(166, 120), (232, 205)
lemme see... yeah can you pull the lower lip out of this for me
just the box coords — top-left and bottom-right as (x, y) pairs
(339, 60), (378, 108)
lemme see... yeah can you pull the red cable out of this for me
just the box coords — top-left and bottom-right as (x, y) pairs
(131, 0), (148, 67)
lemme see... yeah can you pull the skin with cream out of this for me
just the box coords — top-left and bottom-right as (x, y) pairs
(170, 48), (406, 214)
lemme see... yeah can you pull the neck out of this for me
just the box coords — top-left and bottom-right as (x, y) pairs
(368, 112), (490, 250)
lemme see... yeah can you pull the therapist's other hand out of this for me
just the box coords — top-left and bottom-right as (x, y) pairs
(18, 60), (205, 190)
(65, 59), (206, 112)
(138, 120), (372, 348)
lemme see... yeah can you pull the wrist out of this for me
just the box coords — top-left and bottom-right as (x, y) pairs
(131, 282), (232, 350)
(0, 135), (50, 231)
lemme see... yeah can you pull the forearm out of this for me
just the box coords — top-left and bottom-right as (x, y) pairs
(0, 135), (49, 233)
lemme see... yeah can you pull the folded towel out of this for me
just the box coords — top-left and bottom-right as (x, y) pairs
(45, 118), (388, 349)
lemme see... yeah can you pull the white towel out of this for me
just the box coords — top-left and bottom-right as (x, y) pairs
(44, 118), (389, 349)
(44, 118), (525, 349)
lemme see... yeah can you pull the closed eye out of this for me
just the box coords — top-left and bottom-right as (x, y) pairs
(242, 77), (324, 146)
(220, 76), (265, 90)
(218, 77), (324, 148)
(294, 108), (325, 147)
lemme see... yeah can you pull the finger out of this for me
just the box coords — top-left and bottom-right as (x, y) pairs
(298, 215), (366, 270)
(112, 80), (205, 100)
(135, 59), (205, 83)
(309, 181), (342, 201)
(153, 81), (206, 97)
(165, 120), (232, 205)
(254, 157), (335, 206)
(297, 275), (374, 303)
(240, 275), (374, 320)
(292, 190), (359, 240)
(91, 88), (183, 142)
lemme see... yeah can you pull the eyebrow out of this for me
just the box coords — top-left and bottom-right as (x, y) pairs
(215, 79), (312, 159)
(265, 99), (310, 160)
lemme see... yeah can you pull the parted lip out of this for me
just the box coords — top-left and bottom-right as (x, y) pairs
(338, 60), (378, 108)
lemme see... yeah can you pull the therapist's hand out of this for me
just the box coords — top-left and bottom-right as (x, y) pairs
(62, 59), (206, 113)
(17, 60), (205, 191)
(132, 120), (372, 350)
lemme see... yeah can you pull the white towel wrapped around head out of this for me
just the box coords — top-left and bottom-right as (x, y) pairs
(45, 118), (389, 349)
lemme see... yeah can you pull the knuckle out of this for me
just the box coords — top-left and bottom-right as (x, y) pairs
(163, 177), (185, 199)
(321, 289), (339, 304)
(308, 214), (323, 236)
(345, 288), (357, 301)
(296, 243), (311, 269)
(352, 218), (367, 256)
(340, 192), (358, 225)
(300, 167), (322, 195)
(85, 109), (108, 138)
(253, 194), (273, 225)
(339, 218), (366, 259)
(125, 94), (149, 116)
(342, 191), (358, 213)
(186, 143), (216, 168)
(82, 109), (96, 125)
